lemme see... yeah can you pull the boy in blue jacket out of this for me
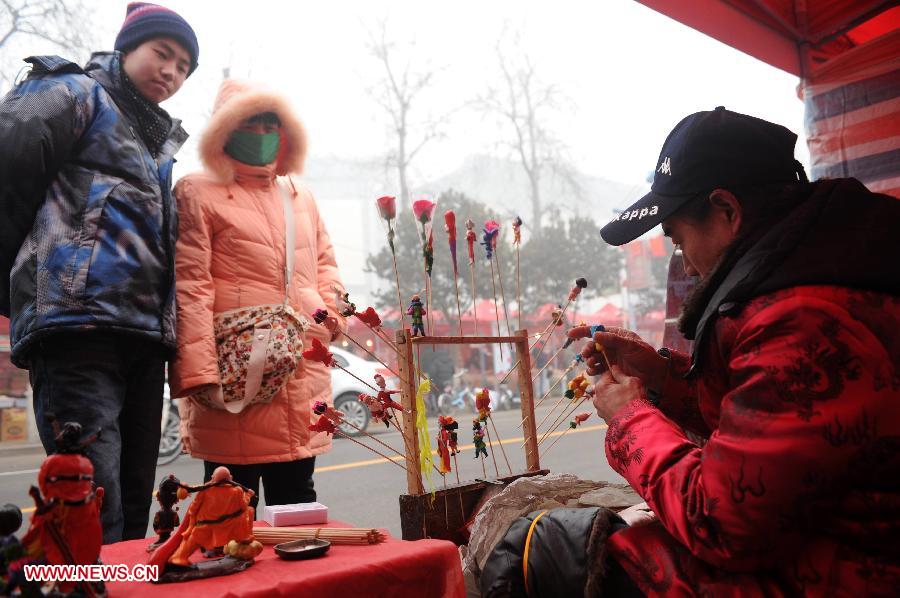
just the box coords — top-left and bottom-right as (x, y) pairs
(0, 2), (199, 543)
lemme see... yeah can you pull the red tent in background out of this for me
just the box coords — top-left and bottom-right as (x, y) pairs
(638, 1), (900, 197)
(584, 303), (625, 327)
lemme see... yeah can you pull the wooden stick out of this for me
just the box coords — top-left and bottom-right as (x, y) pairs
(494, 249), (512, 337)
(539, 395), (591, 445)
(335, 430), (408, 473)
(516, 243), (522, 331)
(482, 419), (501, 478)
(334, 363), (380, 393)
(253, 526), (388, 545)
(534, 390), (570, 435)
(386, 408), (417, 464)
(389, 223), (407, 333)
(496, 297), (573, 388)
(600, 348), (619, 383)
(517, 362), (575, 429)
(337, 417), (406, 461)
(453, 274), (464, 336)
(542, 427), (571, 455)
(343, 331), (401, 380)
(488, 415), (513, 475)
(372, 327), (401, 356)
(469, 262), (477, 335)
(531, 343), (566, 383)
(452, 452), (464, 518)
(488, 258), (504, 360)
(443, 474), (449, 528)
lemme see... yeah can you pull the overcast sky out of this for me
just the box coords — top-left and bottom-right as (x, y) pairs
(38, 0), (811, 187)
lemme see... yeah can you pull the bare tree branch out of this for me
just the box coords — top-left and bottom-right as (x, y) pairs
(1, 0), (97, 93)
(363, 18), (449, 207)
(474, 28), (577, 234)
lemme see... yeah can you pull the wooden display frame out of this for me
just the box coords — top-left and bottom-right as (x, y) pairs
(396, 329), (546, 543)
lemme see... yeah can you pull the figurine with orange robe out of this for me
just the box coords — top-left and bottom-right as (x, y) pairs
(158, 467), (258, 568)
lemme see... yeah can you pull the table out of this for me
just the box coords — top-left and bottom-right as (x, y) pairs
(101, 521), (466, 597)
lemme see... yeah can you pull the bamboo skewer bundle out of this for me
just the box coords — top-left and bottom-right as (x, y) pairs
(253, 526), (388, 545)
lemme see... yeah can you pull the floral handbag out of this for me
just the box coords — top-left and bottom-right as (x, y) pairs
(191, 179), (310, 414)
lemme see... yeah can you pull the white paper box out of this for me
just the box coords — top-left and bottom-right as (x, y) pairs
(260, 502), (329, 526)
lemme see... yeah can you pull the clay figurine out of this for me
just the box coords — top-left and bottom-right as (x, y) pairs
(148, 467), (262, 582)
(309, 401), (345, 436)
(438, 416), (459, 454)
(472, 420), (488, 459)
(147, 474), (183, 552)
(0, 504), (24, 596)
(18, 421), (105, 597)
(407, 294), (427, 337)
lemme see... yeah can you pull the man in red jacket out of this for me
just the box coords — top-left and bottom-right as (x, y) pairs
(579, 107), (900, 596)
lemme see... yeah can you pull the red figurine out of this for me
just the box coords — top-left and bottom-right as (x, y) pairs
(302, 338), (335, 367)
(354, 306), (383, 330)
(309, 400), (344, 436)
(569, 412), (591, 429)
(436, 426), (452, 474)
(465, 218), (477, 266)
(359, 393), (393, 428)
(374, 374), (403, 411)
(19, 422), (104, 596)
(475, 388), (492, 420)
(438, 415), (459, 454)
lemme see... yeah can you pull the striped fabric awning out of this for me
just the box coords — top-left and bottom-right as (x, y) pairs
(801, 31), (900, 198)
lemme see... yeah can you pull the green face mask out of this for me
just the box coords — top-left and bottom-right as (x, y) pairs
(224, 130), (280, 166)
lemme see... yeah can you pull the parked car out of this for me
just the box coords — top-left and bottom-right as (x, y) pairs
(158, 384), (182, 466)
(330, 346), (398, 437)
(157, 346), (390, 461)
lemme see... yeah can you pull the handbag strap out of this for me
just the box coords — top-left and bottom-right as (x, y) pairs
(231, 178), (294, 412)
(277, 177), (296, 304)
(207, 179), (297, 414)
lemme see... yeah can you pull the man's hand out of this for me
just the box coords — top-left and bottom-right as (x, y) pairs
(592, 365), (648, 421)
(568, 326), (667, 391)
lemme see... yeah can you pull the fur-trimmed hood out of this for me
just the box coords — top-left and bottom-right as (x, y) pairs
(199, 78), (307, 182)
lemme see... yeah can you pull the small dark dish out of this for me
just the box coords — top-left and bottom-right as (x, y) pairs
(273, 538), (331, 560)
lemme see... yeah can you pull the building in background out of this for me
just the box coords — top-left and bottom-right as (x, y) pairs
(0, 317), (30, 444)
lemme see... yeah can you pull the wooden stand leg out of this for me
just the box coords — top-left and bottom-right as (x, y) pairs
(397, 329), (424, 495)
(515, 329), (540, 471)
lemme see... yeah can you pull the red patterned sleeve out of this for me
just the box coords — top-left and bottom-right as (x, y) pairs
(605, 293), (894, 570)
(654, 350), (710, 438)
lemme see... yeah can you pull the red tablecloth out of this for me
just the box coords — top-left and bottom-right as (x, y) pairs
(100, 521), (465, 598)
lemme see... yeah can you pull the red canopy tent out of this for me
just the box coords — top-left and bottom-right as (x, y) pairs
(638, 1), (900, 197)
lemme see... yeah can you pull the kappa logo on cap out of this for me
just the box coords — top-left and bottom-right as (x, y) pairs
(613, 205), (659, 222)
(657, 156), (672, 176)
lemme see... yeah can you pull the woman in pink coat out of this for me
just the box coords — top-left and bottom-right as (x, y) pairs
(170, 79), (346, 506)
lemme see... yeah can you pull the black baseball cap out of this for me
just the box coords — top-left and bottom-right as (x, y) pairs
(600, 107), (806, 246)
